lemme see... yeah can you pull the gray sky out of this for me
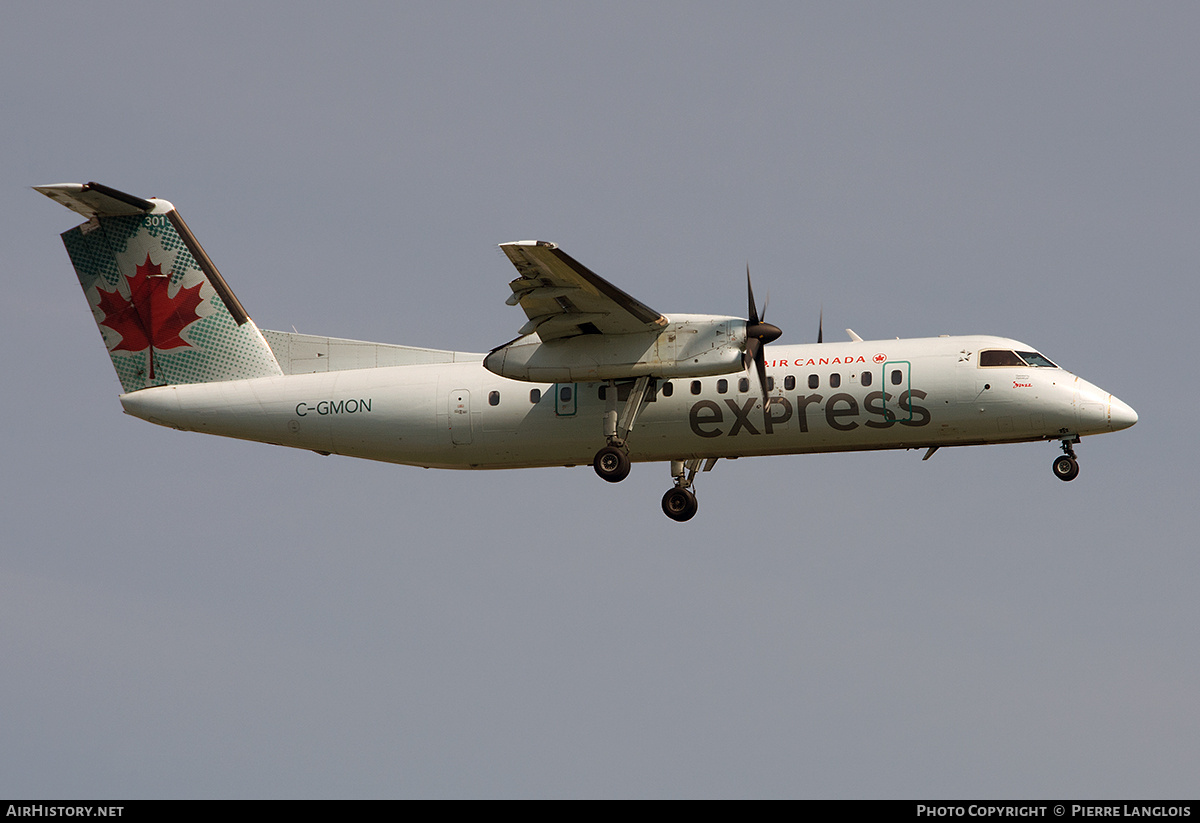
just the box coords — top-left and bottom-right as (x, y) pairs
(3, 2), (1196, 798)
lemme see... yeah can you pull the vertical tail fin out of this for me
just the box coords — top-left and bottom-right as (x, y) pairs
(36, 183), (283, 392)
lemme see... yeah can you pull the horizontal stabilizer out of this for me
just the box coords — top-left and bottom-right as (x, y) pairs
(34, 182), (156, 218)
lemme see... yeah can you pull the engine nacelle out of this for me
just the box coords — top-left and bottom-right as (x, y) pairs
(483, 314), (746, 383)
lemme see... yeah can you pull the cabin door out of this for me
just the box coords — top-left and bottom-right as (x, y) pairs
(554, 383), (577, 417)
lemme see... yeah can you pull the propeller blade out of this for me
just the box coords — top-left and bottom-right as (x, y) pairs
(746, 265), (760, 325)
(817, 307), (823, 344)
(743, 336), (760, 372)
(755, 344), (771, 410)
(742, 264), (782, 409)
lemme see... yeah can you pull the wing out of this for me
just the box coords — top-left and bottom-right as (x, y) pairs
(499, 241), (667, 341)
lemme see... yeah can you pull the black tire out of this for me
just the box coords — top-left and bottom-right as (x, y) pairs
(661, 487), (699, 522)
(1052, 455), (1080, 482)
(593, 446), (631, 483)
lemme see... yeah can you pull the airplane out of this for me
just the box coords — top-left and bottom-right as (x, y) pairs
(36, 182), (1137, 522)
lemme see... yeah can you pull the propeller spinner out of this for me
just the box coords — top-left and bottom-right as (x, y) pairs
(743, 266), (782, 409)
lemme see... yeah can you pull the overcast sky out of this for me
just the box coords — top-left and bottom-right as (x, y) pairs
(3, 2), (1197, 798)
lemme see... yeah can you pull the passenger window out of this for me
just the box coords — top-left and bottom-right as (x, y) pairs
(690, 380), (702, 395)
(598, 385), (607, 401)
(488, 391), (500, 406)
(662, 381), (673, 397)
(560, 386), (572, 403)
(891, 370), (903, 386)
(808, 374), (819, 389)
(717, 379), (728, 394)
(861, 371), (872, 387)
(529, 389), (541, 404)
(830, 373), (841, 389)
(980, 349), (1026, 367)
(738, 377), (750, 393)
(766, 376), (774, 391)
(784, 375), (795, 391)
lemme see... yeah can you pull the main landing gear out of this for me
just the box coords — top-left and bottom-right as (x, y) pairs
(661, 458), (717, 522)
(587, 375), (717, 521)
(662, 487), (698, 521)
(1052, 437), (1081, 482)
(593, 445), (631, 483)
(591, 376), (652, 484)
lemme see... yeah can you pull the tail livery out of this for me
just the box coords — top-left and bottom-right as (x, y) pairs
(36, 182), (282, 392)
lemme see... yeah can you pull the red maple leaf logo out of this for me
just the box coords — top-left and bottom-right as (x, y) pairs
(95, 254), (205, 378)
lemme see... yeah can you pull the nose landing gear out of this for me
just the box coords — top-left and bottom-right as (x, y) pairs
(1052, 437), (1080, 481)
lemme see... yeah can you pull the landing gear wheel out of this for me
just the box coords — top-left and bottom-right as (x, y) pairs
(661, 487), (699, 522)
(593, 446), (631, 483)
(1052, 455), (1080, 482)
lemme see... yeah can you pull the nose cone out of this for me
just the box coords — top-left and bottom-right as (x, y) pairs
(1074, 379), (1137, 434)
(1109, 394), (1138, 431)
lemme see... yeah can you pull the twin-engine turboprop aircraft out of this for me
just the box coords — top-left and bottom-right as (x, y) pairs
(38, 182), (1137, 521)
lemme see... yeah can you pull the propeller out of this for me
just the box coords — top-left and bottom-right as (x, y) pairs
(817, 306), (823, 344)
(744, 265), (783, 409)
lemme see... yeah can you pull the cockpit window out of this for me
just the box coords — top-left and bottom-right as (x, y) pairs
(1015, 350), (1058, 368)
(979, 349), (1027, 367)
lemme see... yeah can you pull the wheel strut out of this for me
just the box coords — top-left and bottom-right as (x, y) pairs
(1059, 437), (1078, 460)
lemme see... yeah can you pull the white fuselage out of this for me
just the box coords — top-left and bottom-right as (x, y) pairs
(118, 335), (1135, 470)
